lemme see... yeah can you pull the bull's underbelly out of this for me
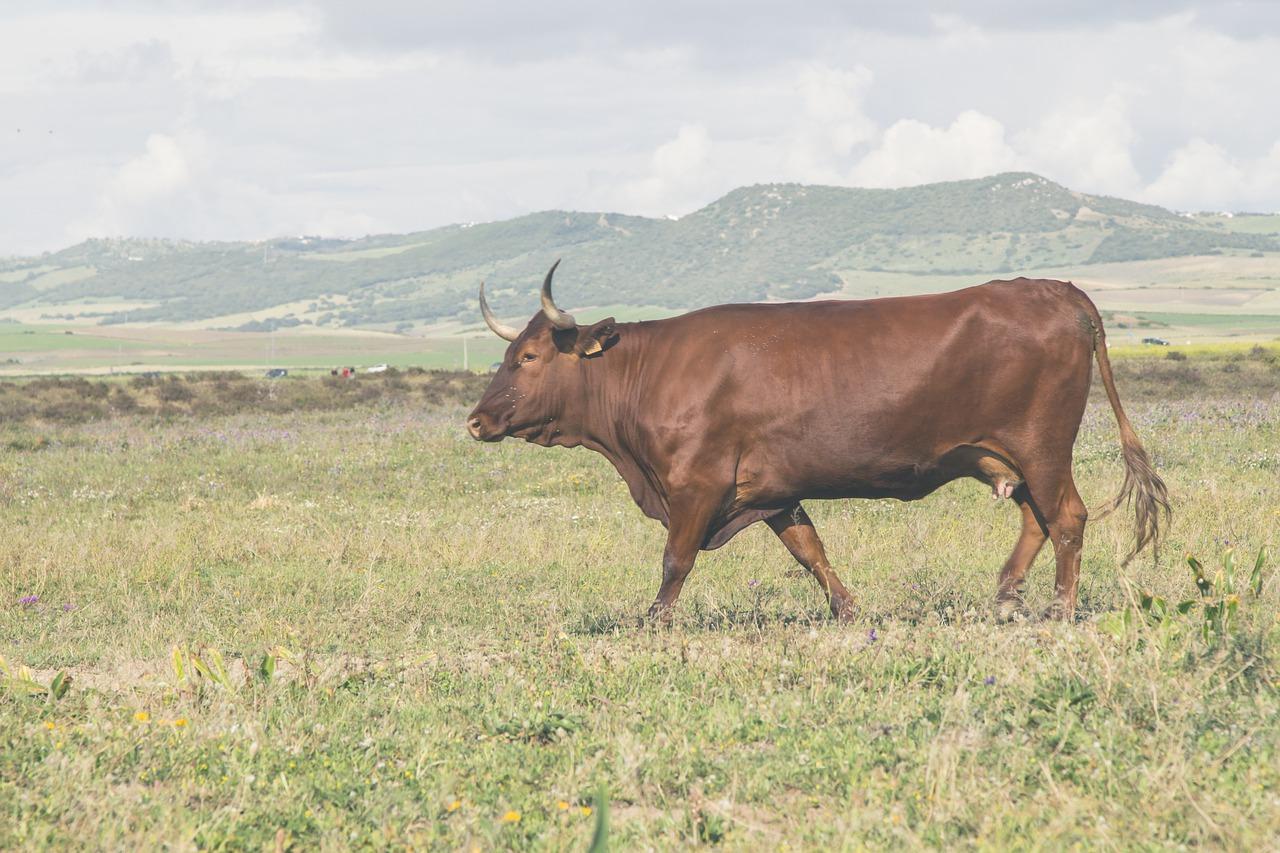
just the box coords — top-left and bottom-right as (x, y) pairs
(733, 441), (1023, 509)
(737, 462), (955, 507)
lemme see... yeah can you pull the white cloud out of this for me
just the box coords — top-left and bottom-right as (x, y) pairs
(1015, 94), (1142, 197)
(849, 110), (1021, 187)
(69, 132), (208, 241)
(615, 124), (714, 214)
(108, 133), (197, 205)
(1143, 139), (1280, 211)
(781, 63), (876, 183)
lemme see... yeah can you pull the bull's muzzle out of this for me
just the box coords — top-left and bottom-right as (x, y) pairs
(466, 412), (504, 442)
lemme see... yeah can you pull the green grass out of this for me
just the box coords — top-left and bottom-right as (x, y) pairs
(1, 375), (1279, 848)
(0, 324), (511, 373)
(1129, 311), (1280, 331)
(1211, 214), (1280, 236)
(297, 242), (432, 262)
(0, 325), (149, 353)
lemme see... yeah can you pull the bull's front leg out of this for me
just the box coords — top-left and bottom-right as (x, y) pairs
(646, 495), (718, 625)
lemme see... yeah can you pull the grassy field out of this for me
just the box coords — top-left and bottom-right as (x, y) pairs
(0, 324), (510, 375)
(2, 356), (1280, 849)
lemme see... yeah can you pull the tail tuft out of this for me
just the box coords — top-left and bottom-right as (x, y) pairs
(1091, 426), (1170, 565)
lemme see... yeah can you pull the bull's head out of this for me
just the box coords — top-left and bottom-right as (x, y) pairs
(466, 260), (616, 443)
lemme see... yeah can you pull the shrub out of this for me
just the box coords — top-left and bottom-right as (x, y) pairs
(156, 379), (195, 403)
(109, 388), (140, 413)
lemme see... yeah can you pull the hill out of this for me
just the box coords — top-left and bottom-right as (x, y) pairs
(2, 172), (1279, 331)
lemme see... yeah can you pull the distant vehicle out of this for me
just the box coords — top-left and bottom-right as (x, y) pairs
(366, 363), (389, 373)
(1142, 337), (1170, 346)
(265, 368), (288, 378)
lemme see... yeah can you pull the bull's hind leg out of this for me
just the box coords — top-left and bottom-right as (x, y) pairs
(1017, 462), (1088, 621)
(994, 490), (1048, 622)
(767, 504), (856, 621)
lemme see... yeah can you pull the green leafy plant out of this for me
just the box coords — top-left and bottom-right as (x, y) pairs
(587, 784), (610, 853)
(169, 645), (237, 693)
(0, 655), (71, 703)
(1136, 547), (1268, 644)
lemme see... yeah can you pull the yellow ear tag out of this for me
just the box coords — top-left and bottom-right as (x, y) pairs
(580, 337), (603, 356)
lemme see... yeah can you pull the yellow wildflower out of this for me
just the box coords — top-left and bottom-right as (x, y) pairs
(580, 806), (592, 817)
(134, 711), (150, 723)
(446, 800), (462, 813)
(501, 810), (521, 823)
(557, 800), (570, 811)
(43, 721), (56, 730)
(174, 718), (188, 727)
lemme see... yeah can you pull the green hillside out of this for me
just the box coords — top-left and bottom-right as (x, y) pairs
(2, 172), (1278, 330)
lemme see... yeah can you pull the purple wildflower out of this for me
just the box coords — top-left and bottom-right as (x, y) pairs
(62, 603), (76, 612)
(747, 579), (760, 589)
(867, 628), (878, 643)
(18, 595), (39, 606)
(984, 676), (996, 686)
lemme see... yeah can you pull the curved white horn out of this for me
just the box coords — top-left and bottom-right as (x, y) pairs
(539, 259), (575, 330)
(479, 281), (520, 341)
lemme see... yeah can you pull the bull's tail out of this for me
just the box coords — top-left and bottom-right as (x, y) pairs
(1085, 301), (1170, 564)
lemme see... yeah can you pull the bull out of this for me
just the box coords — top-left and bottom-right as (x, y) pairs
(466, 261), (1168, 622)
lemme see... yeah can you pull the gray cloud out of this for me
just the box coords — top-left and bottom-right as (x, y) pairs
(311, 0), (1280, 57)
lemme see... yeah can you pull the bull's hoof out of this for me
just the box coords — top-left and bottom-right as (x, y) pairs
(1041, 600), (1075, 622)
(994, 596), (1032, 623)
(831, 595), (858, 623)
(643, 603), (675, 628)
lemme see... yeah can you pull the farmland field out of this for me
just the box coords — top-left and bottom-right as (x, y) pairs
(2, 356), (1280, 849)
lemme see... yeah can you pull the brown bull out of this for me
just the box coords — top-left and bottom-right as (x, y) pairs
(467, 261), (1168, 621)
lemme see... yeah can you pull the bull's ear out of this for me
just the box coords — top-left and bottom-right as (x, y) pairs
(575, 317), (617, 357)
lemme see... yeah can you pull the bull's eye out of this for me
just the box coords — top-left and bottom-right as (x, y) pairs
(521, 353), (537, 363)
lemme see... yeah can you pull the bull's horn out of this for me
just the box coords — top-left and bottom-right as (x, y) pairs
(479, 282), (520, 341)
(539, 259), (575, 330)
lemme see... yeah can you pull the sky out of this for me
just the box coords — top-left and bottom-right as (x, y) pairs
(2, 1), (1279, 256)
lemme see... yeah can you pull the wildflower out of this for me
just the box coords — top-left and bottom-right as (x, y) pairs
(134, 711), (150, 723)
(557, 801), (570, 811)
(62, 603), (75, 612)
(501, 810), (521, 823)
(867, 628), (878, 643)
(984, 676), (996, 686)
(748, 579), (760, 589)
(43, 720), (56, 730)
(173, 718), (188, 727)
(18, 595), (38, 606)
(446, 800), (461, 813)
(579, 806), (592, 817)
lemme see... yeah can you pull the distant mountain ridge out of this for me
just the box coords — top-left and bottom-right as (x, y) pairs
(2, 172), (1278, 330)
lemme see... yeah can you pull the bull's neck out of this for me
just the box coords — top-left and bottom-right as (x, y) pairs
(569, 321), (651, 454)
